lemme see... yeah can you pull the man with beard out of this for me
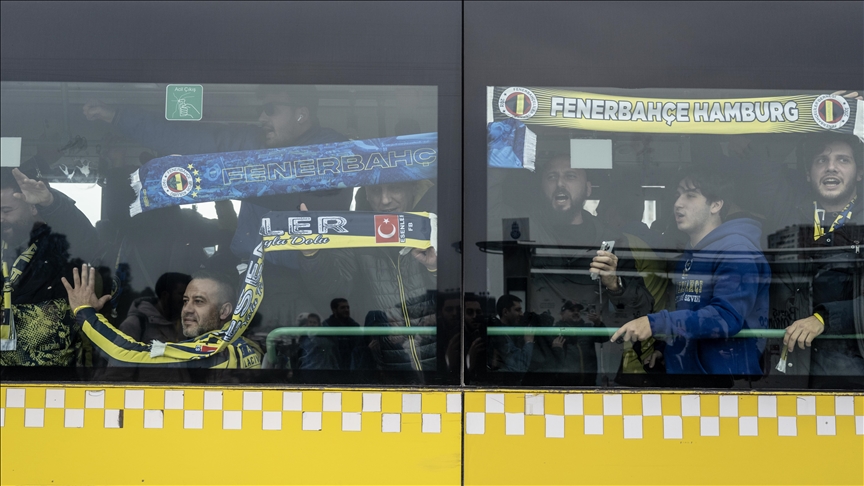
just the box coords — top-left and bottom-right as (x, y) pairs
(778, 135), (864, 388)
(1, 168), (96, 369)
(522, 155), (653, 384)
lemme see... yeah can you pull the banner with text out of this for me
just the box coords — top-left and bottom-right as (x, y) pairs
(488, 87), (864, 138)
(129, 132), (438, 216)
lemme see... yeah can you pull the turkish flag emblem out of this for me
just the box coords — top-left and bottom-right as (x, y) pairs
(375, 214), (400, 243)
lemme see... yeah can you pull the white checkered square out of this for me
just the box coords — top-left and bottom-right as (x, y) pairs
(758, 396), (777, 418)
(545, 415), (564, 438)
(585, 415), (603, 435)
(835, 396), (854, 416)
(681, 395), (700, 417)
(323, 392), (342, 412)
(382, 413), (401, 433)
(525, 394), (544, 415)
(362, 393), (381, 412)
(45, 389), (65, 408)
(124, 390), (144, 409)
(262, 411), (282, 431)
(446, 393), (461, 413)
(85, 390), (105, 409)
(223, 411), (242, 430)
(164, 390), (184, 410)
(719, 395), (738, 417)
(184, 410), (203, 429)
(104, 409), (121, 429)
(5, 388), (25, 408)
(796, 396), (816, 416)
(342, 412), (361, 432)
(855, 416), (863, 435)
(65, 409), (84, 428)
(302, 412), (322, 431)
(243, 391), (263, 411)
(204, 391), (223, 411)
(283, 392), (303, 411)
(422, 413), (441, 433)
(505, 413), (524, 435)
(603, 394), (622, 416)
(564, 394), (583, 416)
(466, 412), (485, 434)
(144, 410), (163, 429)
(402, 393), (421, 413)
(700, 417), (719, 437)
(1, 408), (5, 427)
(624, 415), (643, 439)
(642, 394), (661, 416)
(663, 416), (682, 439)
(778, 416), (797, 436)
(24, 409), (44, 428)
(739, 417), (758, 436)
(816, 416), (836, 436)
(486, 393), (505, 414)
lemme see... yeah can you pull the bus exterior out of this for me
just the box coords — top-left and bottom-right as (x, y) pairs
(1, 2), (862, 485)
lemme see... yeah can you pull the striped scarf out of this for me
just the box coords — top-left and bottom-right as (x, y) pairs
(78, 211), (436, 367)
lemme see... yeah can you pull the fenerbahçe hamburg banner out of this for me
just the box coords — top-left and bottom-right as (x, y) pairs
(488, 87), (864, 137)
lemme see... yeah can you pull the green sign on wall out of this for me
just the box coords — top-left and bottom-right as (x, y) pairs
(165, 84), (204, 121)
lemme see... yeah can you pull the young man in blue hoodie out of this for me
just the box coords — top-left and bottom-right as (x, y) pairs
(611, 170), (770, 377)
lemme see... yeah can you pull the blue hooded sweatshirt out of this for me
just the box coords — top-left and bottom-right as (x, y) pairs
(648, 217), (769, 376)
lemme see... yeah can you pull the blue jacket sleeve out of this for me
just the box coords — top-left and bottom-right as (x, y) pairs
(112, 106), (264, 155)
(649, 247), (762, 339)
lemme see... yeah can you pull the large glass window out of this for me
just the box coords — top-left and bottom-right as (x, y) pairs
(473, 86), (863, 390)
(1, 1), (462, 385)
(464, 1), (864, 391)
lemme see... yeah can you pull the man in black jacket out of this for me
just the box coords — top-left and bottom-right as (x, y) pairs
(522, 155), (654, 385)
(779, 134), (864, 388)
(299, 180), (438, 374)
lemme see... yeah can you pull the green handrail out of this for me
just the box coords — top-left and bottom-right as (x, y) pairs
(263, 326), (862, 364)
(265, 327), (436, 363)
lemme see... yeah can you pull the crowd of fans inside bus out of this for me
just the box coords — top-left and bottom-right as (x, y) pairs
(1, 86), (862, 390)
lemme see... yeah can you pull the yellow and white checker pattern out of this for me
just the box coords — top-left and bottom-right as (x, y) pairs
(463, 391), (864, 486)
(0, 385), (463, 486)
(2, 386), (863, 485)
(0, 386), (462, 433)
(463, 392), (864, 439)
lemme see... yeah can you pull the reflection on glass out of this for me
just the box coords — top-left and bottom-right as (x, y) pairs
(1, 82), (438, 384)
(480, 86), (864, 389)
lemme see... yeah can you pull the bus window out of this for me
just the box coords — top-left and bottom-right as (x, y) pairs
(474, 86), (864, 390)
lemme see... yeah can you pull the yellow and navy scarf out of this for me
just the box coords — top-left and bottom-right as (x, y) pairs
(1, 241), (38, 351)
(77, 211), (436, 367)
(813, 196), (856, 241)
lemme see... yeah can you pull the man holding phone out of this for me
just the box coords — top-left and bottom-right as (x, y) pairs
(522, 154), (654, 384)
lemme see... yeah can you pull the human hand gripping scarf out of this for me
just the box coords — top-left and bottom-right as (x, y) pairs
(76, 210), (436, 368)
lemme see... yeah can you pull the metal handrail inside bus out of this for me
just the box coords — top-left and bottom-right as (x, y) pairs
(264, 326), (862, 362)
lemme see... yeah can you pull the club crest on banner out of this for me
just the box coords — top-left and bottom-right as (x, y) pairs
(499, 87), (538, 120)
(160, 166), (195, 198)
(811, 94), (850, 130)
